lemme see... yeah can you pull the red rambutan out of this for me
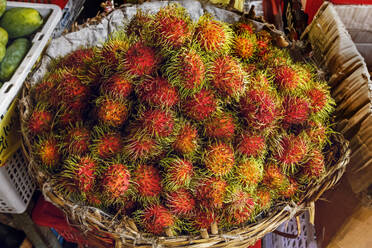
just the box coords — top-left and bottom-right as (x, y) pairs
(98, 34), (131, 69)
(275, 134), (307, 170)
(138, 204), (175, 235)
(140, 109), (175, 137)
(203, 142), (235, 177)
(56, 71), (90, 104)
(194, 14), (232, 52)
(102, 163), (131, 199)
(127, 10), (153, 38)
(193, 209), (216, 230)
(161, 157), (194, 190)
(57, 108), (83, 128)
(196, 177), (227, 209)
(306, 121), (327, 147)
(204, 112), (235, 140)
(240, 89), (280, 129)
(183, 89), (217, 121)
(64, 124), (90, 155)
(153, 4), (193, 48)
(234, 22), (254, 35)
(262, 164), (288, 191)
(123, 129), (162, 161)
(234, 34), (257, 60)
(256, 188), (272, 210)
(35, 136), (60, 169)
(235, 158), (263, 188)
(278, 177), (299, 199)
(32, 76), (57, 105)
(301, 149), (325, 181)
(166, 189), (196, 217)
(100, 73), (133, 99)
(282, 96), (310, 126)
(236, 133), (266, 157)
(173, 122), (199, 155)
(210, 55), (245, 98)
(224, 188), (255, 225)
(133, 164), (163, 201)
(96, 96), (129, 128)
(92, 128), (123, 159)
(58, 48), (95, 68)
(136, 77), (179, 108)
(274, 65), (299, 91)
(28, 105), (53, 135)
(124, 42), (160, 77)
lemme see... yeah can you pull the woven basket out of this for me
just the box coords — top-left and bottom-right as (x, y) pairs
(19, 3), (351, 248)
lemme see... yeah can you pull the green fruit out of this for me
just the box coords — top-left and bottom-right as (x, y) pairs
(0, 0), (5, 18)
(0, 8), (43, 39)
(0, 38), (31, 82)
(0, 27), (8, 45)
(0, 44), (5, 63)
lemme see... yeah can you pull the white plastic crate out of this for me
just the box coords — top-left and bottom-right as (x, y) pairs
(0, 2), (62, 213)
(0, 149), (35, 213)
(263, 212), (317, 248)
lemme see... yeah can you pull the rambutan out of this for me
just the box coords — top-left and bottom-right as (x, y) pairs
(165, 47), (205, 96)
(183, 89), (217, 121)
(56, 107), (83, 128)
(133, 164), (162, 202)
(256, 188), (272, 210)
(234, 34), (257, 60)
(28, 105), (53, 135)
(262, 164), (288, 191)
(282, 96), (310, 126)
(306, 121), (327, 147)
(62, 155), (98, 194)
(56, 70), (90, 104)
(136, 204), (174, 235)
(139, 109), (175, 138)
(203, 142), (235, 177)
(236, 132), (266, 157)
(204, 112), (235, 140)
(91, 127), (123, 159)
(224, 188), (255, 225)
(63, 124), (90, 155)
(123, 129), (162, 161)
(274, 65), (300, 91)
(124, 41), (160, 77)
(257, 30), (272, 43)
(35, 136), (60, 169)
(100, 73), (133, 99)
(96, 96), (129, 128)
(234, 22), (254, 35)
(196, 177), (227, 209)
(85, 192), (104, 208)
(194, 14), (233, 52)
(193, 209), (216, 230)
(240, 89), (280, 130)
(275, 134), (307, 171)
(98, 32), (131, 70)
(58, 48), (95, 68)
(153, 4), (193, 48)
(235, 157), (263, 188)
(161, 157), (194, 191)
(127, 10), (153, 38)
(278, 177), (299, 199)
(305, 81), (335, 120)
(301, 148), (325, 181)
(166, 189), (195, 217)
(102, 163), (131, 199)
(172, 121), (199, 155)
(32, 76), (57, 105)
(210, 55), (245, 98)
(136, 77), (179, 108)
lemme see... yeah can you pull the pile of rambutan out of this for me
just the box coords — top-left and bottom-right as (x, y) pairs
(27, 3), (335, 237)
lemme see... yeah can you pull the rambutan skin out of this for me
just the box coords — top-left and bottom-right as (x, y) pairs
(57, 73), (90, 104)
(275, 135), (307, 167)
(225, 190), (255, 225)
(196, 177), (227, 209)
(262, 164), (287, 191)
(240, 89), (280, 129)
(102, 163), (131, 198)
(204, 113), (235, 140)
(161, 158), (194, 190)
(279, 177), (298, 198)
(36, 137), (60, 168)
(193, 209), (215, 230)
(236, 133), (266, 157)
(140, 109), (175, 137)
(302, 149), (325, 179)
(96, 97), (129, 128)
(166, 189), (195, 216)
(100, 74), (133, 99)
(234, 35), (257, 59)
(210, 56), (244, 98)
(64, 126), (90, 155)
(124, 42), (160, 77)
(136, 77), (179, 108)
(123, 130), (160, 161)
(256, 188), (272, 209)
(141, 204), (174, 235)
(58, 48), (95, 68)
(282, 96), (310, 125)
(133, 165), (163, 199)
(235, 158), (263, 188)
(183, 89), (217, 121)
(93, 132), (123, 159)
(173, 123), (198, 155)
(274, 65), (299, 91)
(28, 108), (53, 135)
(204, 142), (235, 177)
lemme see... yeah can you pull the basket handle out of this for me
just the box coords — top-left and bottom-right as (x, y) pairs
(272, 216), (301, 239)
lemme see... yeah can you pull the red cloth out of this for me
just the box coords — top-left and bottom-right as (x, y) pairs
(248, 240), (262, 248)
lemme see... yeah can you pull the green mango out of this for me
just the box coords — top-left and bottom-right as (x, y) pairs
(0, 0), (5, 18)
(0, 44), (5, 63)
(0, 8), (43, 39)
(0, 27), (8, 46)
(0, 38), (31, 82)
